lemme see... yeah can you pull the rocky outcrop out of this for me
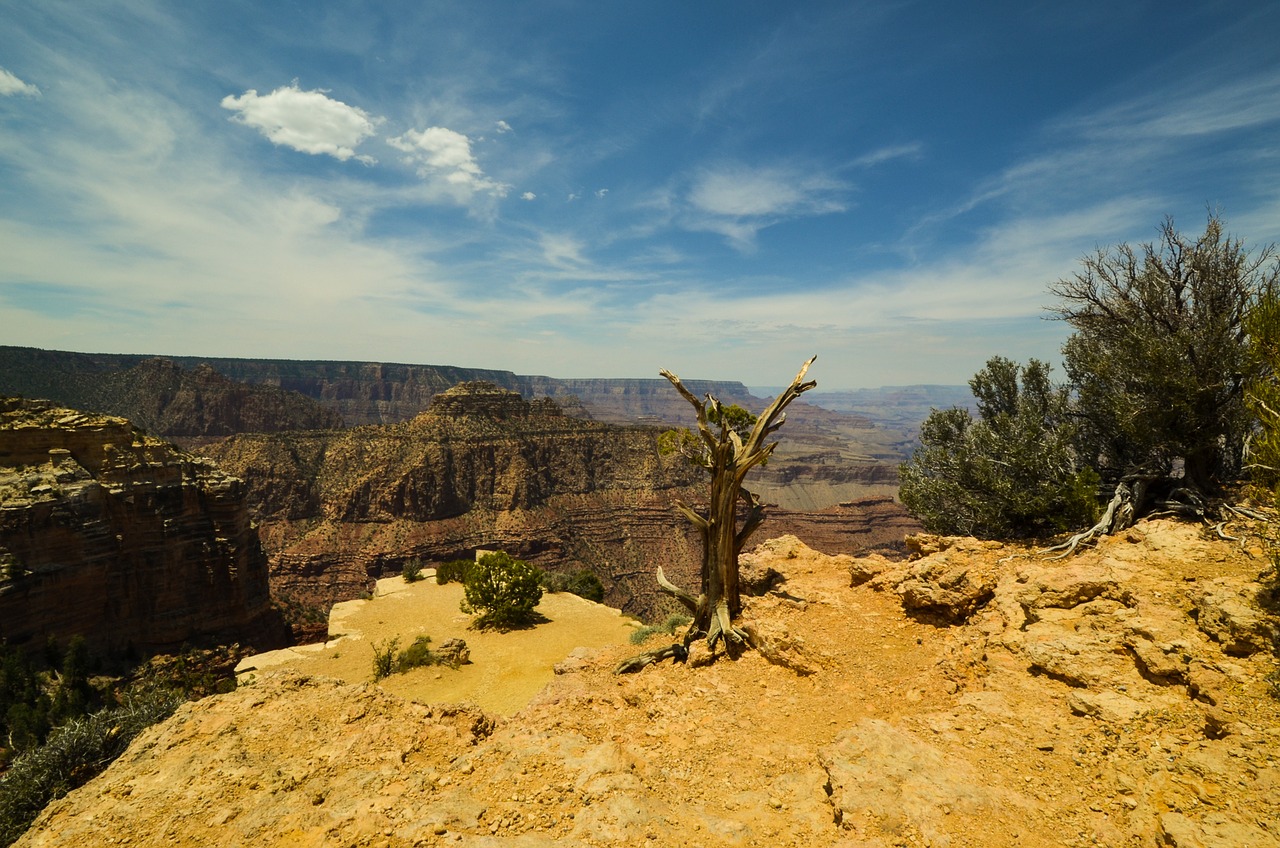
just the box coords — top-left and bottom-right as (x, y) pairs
(0, 398), (282, 656)
(17, 523), (1279, 848)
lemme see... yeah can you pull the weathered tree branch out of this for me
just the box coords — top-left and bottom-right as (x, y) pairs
(617, 357), (816, 673)
(656, 566), (700, 614)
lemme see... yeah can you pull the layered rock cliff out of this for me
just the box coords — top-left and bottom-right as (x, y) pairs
(0, 348), (341, 436)
(0, 346), (912, 511)
(0, 398), (282, 656)
(198, 383), (703, 625)
(198, 384), (918, 626)
(0, 346), (755, 429)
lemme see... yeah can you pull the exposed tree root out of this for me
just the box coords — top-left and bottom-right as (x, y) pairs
(1043, 475), (1272, 559)
(615, 643), (688, 674)
(1042, 477), (1150, 560)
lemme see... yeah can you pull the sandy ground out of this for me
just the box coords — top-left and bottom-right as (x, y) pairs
(237, 572), (640, 715)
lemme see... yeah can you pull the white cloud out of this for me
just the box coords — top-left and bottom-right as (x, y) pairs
(0, 68), (41, 97)
(539, 233), (587, 268)
(686, 164), (845, 250)
(595, 188), (609, 199)
(852, 142), (923, 168)
(387, 126), (510, 199)
(521, 191), (536, 200)
(496, 120), (512, 133)
(1064, 69), (1280, 142)
(221, 83), (380, 163)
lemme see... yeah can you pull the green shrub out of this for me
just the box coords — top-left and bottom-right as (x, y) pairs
(371, 637), (399, 681)
(1246, 285), (1280, 504)
(539, 571), (569, 593)
(395, 636), (436, 672)
(399, 558), (424, 584)
(540, 568), (605, 603)
(401, 558), (425, 583)
(436, 559), (472, 585)
(630, 613), (693, 645)
(565, 570), (605, 603)
(461, 551), (544, 630)
(899, 357), (1099, 539)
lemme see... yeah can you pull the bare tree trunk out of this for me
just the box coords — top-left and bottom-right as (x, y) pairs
(618, 357), (816, 672)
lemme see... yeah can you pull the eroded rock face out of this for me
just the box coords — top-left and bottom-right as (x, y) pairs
(0, 398), (280, 656)
(200, 392), (917, 624)
(1192, 579), (1279, 656)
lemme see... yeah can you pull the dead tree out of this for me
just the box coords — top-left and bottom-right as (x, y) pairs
(617, 356), (816, 672)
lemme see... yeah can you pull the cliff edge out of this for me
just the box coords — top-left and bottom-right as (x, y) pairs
(0, 398), (282, 656)
(16, 519), (1280, 847)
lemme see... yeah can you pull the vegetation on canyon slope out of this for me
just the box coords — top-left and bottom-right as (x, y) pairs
(0, 645), (242, 847)
(901, 214), (1280, 544)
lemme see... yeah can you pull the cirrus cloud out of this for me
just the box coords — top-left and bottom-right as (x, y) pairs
(0, 68), (41, 97)
(685, 164), (846, 251)
(221, 83), (381, 163)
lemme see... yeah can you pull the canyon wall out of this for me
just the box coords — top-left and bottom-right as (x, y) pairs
(0, 346), (913, 511)
(0, 346), (837, 429)
(0, 348), (342, 436)
(199, 383), (918, 626)
(0, 398), (283, 656)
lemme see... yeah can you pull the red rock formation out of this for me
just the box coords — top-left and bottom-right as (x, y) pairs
(0, 398), (282, 656)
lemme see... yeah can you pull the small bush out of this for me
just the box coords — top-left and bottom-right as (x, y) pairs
(566, 570), (605, 603)
(539, 569), (605, 603)
(370, 636), (467, 681)
(401, 558), (425, 583)
(395, 636), (436, 672)
(436, 559), (472, 585)
(630, 613), (693, 645)
(461, 551), (544, 630)
(539, 571), (567, 593)
(371, 637), (400, 681)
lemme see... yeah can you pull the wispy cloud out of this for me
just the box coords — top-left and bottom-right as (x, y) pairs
(1061, 69), (1280, 142)
(221, 83), (381, 163)
(0, 67), (40, 97)
(685, 163), (846, 251)
(851, 142), (922, 168)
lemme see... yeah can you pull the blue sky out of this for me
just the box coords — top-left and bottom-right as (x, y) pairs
(2, 1), (1279, 389)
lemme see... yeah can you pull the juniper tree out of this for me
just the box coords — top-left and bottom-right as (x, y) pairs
(1047, 214), (1278, 553)
(618, 357), (816, 672)
(899, 357), (1097, 538)
(1245, 285), (1280, 501)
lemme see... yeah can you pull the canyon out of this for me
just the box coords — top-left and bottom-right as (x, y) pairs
(196, 382), (919, 631)
(0, 398), (284, 657)
(0, 347), (926, 634)
(0, 346), (916, 509)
